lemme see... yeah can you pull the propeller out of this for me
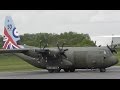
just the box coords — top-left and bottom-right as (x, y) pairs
(35, 40), (49, 58)
(56, 42), (68, 59)
(107, 44), (117, 54)
(106, 34), (118, 54)
(35, 41), (68, 62)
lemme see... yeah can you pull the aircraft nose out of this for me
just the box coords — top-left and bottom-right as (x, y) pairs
(109, 56), (119, 66)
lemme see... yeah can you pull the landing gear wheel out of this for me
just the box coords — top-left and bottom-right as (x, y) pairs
(100, 68), (106, 72)
(48, 69), (54, 73)
(64, 69), (69, 72)
(70, 68), (75, 72)
(54, 69), (61, 73)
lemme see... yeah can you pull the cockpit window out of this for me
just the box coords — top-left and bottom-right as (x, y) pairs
(105, 50), (113, 55)
(100, 49), (112, 56)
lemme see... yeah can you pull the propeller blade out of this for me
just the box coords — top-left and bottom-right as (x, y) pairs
(107, 45), (112, 52)
(57, 42), (60, 51)
(39, 40), (42, 49)
(107, 45), (111, 49)
(114, 50), (117, 54)
(43, 43), (48, 50)
(62, 53), (67, 58)
(107, 45), (117, 54)
(56, 42), (68, 59)
(64, 49), (68, 51)
(111, 40), (113, 47)
(62, 43), (64, 49)
(114, 45), (117, 49)
(62, 42), (66, 49)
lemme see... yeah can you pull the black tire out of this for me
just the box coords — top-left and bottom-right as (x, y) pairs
(100, 68), (106, 72)
(48, 69), (54, 73)
(64, 69), (69, 72)
(54, 69), (61, 73)
(70, 68), (75, 72)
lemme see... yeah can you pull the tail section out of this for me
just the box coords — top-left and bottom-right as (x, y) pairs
(3, 16), (22, 49)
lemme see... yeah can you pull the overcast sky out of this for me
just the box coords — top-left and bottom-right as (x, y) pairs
(0, 10), (120, 46)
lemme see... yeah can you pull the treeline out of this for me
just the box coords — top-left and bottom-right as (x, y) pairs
(0, 32), (96, 48)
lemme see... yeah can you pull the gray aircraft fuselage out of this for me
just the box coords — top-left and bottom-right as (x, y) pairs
(14, 46), (119, 73)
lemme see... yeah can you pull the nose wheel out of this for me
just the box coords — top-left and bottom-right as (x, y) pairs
(99, 68), (106, 72)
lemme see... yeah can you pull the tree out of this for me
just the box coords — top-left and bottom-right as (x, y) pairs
(0, 32), (96, 48)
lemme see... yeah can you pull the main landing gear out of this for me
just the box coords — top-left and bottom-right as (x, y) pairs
(48, 68), (75, 73)
(64, 69), (69, 72)
(99, 68), (106, 72)
(48, 68), (61, 73)
(64, 68), (75, 72)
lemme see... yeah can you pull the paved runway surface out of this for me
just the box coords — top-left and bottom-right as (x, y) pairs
(0, 66), (120, 79)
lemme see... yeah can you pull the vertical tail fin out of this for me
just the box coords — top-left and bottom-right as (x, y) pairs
(3, 16), (22, 49)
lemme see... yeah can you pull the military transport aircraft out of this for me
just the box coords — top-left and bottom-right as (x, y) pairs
(0, 16), (119, 73)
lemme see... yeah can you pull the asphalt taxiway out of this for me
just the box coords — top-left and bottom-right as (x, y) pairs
(0, 66), (120, 79)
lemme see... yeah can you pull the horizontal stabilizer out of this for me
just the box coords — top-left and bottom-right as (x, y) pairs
(0, 49), (29, 53)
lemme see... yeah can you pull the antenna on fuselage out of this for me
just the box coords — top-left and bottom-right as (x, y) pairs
(111, 34), (114, 48)
(98, 45), (101, 47)
(94, 41), (96, 46)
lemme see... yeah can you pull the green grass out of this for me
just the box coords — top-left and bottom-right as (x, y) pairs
(0, 54), (39, 72)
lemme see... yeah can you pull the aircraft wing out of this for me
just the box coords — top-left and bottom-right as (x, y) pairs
(0, 49), (29, 53)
